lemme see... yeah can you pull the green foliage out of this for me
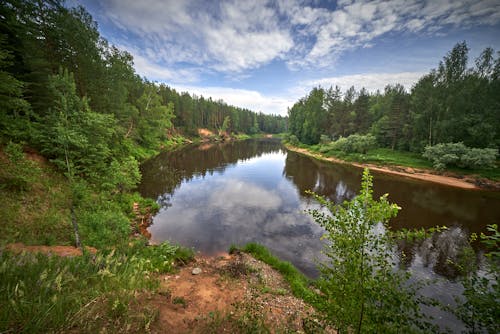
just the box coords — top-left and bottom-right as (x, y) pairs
(326, 134), (377, 154)
(0, 241), (192, 333)
(124, 240), (195, 273)
(451, 224), (500, 334)
(319, 134), (331, 144)
(288, 41), (500, 161)
(36, 69), (115, 181)
(0, 142), (40, 191)
(221, 115), (231, 133)
(104, 156), (141, 192)
(423, 142), (498, 170)
(0, 36), (32, 142)
(309, 169), (435, 333)
(460, 147), (499, 170)
(288, 134), (300, 146)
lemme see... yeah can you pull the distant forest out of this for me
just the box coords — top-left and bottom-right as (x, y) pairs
(288, 42), (500, 152)
(0, 0), (287, 153)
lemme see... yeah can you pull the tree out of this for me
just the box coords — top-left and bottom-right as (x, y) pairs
(0, 36), (31, 141)
(37, 69), (115, 181)
(301, 87), (325, 144)
(372, 84), (410, 150)
(309, 169), (435, 333)
(134, 82), (174, 149)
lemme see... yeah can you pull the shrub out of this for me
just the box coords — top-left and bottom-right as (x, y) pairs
(308, 169), (436, 333)
(319, 134), (331, 144)
(459, 148), (498, 169)
(288, 134), (300, 146)
(329, 134), (377, 154)
(423, 143), (498, 170)
(451, 224), (500, 333)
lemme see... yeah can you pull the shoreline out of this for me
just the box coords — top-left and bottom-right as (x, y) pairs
(286, 145), (500, 191)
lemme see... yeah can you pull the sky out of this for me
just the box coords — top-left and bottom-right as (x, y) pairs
(75, 0), (500, 115)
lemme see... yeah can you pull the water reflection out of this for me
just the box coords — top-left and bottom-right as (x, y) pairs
(140, 139), (499, 275)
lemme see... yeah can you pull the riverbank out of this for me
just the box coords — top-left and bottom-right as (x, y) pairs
(147, 250), (330, 333)
(0, 239), (328, 333)
(286, 144), (500, 190)
(1, 137), (315, 333)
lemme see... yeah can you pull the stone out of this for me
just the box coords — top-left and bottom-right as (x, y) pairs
(192, 267), (202, 275)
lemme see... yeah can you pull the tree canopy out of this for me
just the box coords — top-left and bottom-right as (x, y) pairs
(287, 42), (500, 153)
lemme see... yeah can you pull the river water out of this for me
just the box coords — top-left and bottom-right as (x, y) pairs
(139, 138), (499, 332)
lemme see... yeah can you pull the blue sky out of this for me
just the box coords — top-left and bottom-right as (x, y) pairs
(75, 0), (500, 115)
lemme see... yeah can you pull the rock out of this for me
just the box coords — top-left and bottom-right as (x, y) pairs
(192, 267), (202, 275)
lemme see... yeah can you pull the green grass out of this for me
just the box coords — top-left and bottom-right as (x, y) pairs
(0, 144), (196, 332)
(304, 144), (500, 182)
(233, 243), (317, 304)
(328, 148), (434, 169)
(0, 239), (193, 333)
(0, 155), (74, 246)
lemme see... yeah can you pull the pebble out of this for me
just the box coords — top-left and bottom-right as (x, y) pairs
(192, 267), (202, 275)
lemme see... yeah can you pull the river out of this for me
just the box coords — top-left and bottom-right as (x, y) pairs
(139, 138), (499, 332)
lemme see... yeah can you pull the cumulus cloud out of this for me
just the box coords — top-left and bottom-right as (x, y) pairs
(296, 71), (427, 95)
(93, 0), (292, 73)
(127, 48), (200, 83)
(208, 179), (283, 212)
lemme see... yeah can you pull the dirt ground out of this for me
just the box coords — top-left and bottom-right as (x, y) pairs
(4, 242), (97, 257)
(197, 128), (215, 138)
(147, 252), (331, 333)
(287, 146), (500, 190)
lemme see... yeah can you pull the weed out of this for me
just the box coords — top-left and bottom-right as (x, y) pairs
(172, 296), (187, 307)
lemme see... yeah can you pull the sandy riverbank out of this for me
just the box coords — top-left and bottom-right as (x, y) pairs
(286, 145), (500, 190)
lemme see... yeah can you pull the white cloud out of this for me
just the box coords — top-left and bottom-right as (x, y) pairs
(172, 84), (294, 116)
(128, 48), (200, 83)
(281, 0), (500, 69)
(298, 71), (427, 95)
(84, 0), (500, 85)
(95, 0), (292, 73)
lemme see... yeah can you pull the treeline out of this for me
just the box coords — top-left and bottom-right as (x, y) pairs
(161, 86), (287, 135)
(0, 0), (286, 179)
(288, 42), (500, 153)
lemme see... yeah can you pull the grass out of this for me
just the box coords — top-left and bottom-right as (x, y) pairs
(0, 144), (195, 333)
(301, 143), (500, 182)
(232, 243), (318, 304)
(321, 147), (434, 169)
(0, 152), (74, 246)
(0, 239), (194, 333)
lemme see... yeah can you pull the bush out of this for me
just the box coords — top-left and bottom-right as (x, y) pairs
(329, 134), (377, 154)
(288, 134), (300, 146)
(308, 169), (436, 333)
(319, 134), (331, 144)
(423, 143), (498, 170)
(460, 148), (498, 169)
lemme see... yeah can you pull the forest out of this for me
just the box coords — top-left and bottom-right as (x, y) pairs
(287, 42), (500, 168)
(1, 1), (499, 333)
(0, 0), (287, 181)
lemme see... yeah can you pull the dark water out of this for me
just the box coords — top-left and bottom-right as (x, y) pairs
(139, 139), (500, 332)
